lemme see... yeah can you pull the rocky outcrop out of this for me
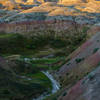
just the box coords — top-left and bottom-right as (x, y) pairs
(59, 0), (100, 3)
(57, 31), (100, 86)
(58, 66), (100, 100)
(27, 0), (44, 4)
(88, 23), (100, 36)
(59, 0), (85, 3)
(0, 20), (75, 33)
(0, 0), (19, 10)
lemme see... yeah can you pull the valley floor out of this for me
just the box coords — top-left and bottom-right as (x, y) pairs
(1, 25), (97, 100)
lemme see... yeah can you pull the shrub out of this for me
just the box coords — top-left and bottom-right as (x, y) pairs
(3, 90), (10, 94)
(75, 58), (85, 63)
(82, 26), (89, 33)
(67, 62), (71, 65)
(97, 40), (99, 42)
(66, 73), (69, 76)
(88, 74), (94, 80)
(93, 48), (99, 54)
(62, 92), (67, 96)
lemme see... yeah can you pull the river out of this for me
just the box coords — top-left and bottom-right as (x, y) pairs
(24, 58), (60, 100)
(33, 71), (60, 100)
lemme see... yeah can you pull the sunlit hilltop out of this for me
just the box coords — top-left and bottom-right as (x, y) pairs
(0, 0), (100, 23)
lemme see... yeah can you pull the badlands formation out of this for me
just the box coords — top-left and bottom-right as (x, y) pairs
(0, 0), (100, 33)
(0, 0), (100, 100)
(0, 0), (100, 23)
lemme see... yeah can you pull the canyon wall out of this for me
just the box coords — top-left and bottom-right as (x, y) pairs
(0, 20), (78, 34)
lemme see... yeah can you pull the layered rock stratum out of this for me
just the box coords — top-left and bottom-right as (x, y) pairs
(0, 0), (100, 33)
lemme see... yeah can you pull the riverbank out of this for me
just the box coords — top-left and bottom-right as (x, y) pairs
(33, 71), (60, 100)
(22, 57), (60, 100)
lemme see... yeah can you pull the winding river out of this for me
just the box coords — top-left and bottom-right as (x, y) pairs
(24, 58), (60, 100)
(33, 71), (60, 100)
(42, 71), (60, 94)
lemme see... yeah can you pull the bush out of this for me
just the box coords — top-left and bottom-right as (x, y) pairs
(93, 48), (99, 54)
(62, 92), (67, 96)
(75, 58), (85, 63)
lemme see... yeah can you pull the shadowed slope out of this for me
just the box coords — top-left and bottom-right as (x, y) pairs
(57, 32), (100, 87)
(58, 65), (100, 100)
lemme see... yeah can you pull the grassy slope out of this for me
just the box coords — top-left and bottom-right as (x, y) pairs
(0, 28), (87, 57)
(0, 58), (52, 100)
(0, 28), (87, 100)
